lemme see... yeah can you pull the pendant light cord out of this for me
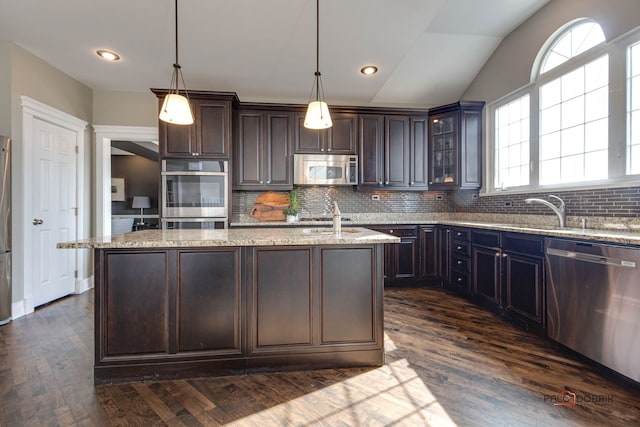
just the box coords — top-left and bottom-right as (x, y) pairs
(174, 0), (179, 68)
(315, 0), (321, 102)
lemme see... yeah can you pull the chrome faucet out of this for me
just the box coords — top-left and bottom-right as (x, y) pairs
(524, 195), (566, 228)
(333, 201), (342, 235)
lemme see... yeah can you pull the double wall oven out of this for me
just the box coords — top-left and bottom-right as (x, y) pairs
(161, 159), (228, 229)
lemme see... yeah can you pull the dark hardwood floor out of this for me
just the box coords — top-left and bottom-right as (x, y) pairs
(1, 287), (638, 426)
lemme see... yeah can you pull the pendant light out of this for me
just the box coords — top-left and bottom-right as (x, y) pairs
(159, 0), (194, 125)
(304, 0), (332, 129)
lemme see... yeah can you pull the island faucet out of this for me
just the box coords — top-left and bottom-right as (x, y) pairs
(333, 201), (342, 235)
(524, 195), (566, 228)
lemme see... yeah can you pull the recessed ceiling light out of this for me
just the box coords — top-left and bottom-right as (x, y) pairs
(96, 49), (120, 61)
(360, 65), (378, 76)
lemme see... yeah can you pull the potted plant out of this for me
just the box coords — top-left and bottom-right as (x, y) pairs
(283, 189), (300, 223)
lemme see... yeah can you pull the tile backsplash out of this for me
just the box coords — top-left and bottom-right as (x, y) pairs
(233, 187), (452, 218)
(233, 185), (640, 221)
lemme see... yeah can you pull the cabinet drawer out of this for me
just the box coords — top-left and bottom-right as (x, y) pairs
(451, 227), (470, 242)
(452, 255), (470, 272)
(371, 226), (418, 238)
(452, 241), (470, 256)
(451, 270), (470, 289)
(472, 229), (501, 248)
(503, 233), (544, 256)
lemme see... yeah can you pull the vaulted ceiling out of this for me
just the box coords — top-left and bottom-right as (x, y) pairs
(0, 0), (549, 108)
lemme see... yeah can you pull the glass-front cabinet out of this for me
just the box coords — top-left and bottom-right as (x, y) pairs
(430, 115), (457, 186)
(428, 101), (484, 190)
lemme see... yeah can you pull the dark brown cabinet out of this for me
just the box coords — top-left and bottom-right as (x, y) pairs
(428, 101), (484, 189)
(294, 112), (357, 154)
(502, 233), (545, 331)
(95, 243), (384, 382)
(419, 225), (438, 281)
(358, 115), (410, 189)
(369, 225), (418, 282)
(436, 225), (452, 285)
(471, 229), (545, 332)
(152, 91), (235, 159)
(471, 229), (502, 306)
(97, 248), (241, 361)
(450, 227), (472, 295)
(234, 110), (292, 190)
(358, 114), (428, 190)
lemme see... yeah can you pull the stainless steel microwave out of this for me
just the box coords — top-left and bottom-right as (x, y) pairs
(293, 154), (358, 186)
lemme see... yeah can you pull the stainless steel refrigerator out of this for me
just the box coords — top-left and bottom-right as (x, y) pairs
(0, 136), (10, 325)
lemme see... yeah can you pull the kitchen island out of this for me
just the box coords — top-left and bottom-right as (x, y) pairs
(58, 227), (399, 383)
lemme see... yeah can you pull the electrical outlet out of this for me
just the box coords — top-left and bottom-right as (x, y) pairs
(371, 195), (380, 201)
(435, 195), (444, 201)
(504, 201), (512, 207)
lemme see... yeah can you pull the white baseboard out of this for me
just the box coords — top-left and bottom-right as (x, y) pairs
(10, 295), (33, 321)
(8, 278), (93, 322)
(76, 275), (94, 294)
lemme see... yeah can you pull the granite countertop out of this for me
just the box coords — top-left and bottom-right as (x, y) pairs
(56, 227), (401, 249)
(230, 213), (640, 246)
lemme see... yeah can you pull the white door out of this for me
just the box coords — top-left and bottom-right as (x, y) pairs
(32, 117), (77, 307)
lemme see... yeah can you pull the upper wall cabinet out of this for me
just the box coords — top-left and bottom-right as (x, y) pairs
(358, 114), (428, 190)
(152, 90), (237, 159)
(428, 101), (484, 189)
(294, 112), (358, 154)
(234, 109), (293, 190)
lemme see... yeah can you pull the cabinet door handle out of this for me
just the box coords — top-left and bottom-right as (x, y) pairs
(456, 232), (462, 236)
(457, 277), (463, 282)
(457, 260), (462, 265)
(495, 252), (500, 257)
(409, 181), (414, 185)
(321, 148), (325, 152)
(327, 148), (331, 152)
(389, 230), (394, 233)
(259, 180), (264, 184)
(379, 181), (383, 185)
(502, 253), (508, 258)
(385, 181), (389, 185)
(456, 246), (462, 250)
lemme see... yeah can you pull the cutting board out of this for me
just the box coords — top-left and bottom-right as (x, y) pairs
(250, 192), (290, 221)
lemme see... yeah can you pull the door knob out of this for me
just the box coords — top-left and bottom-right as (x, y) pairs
(33, 218), (43, 225)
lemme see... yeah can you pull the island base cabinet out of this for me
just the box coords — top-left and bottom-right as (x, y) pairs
(94, 244), (384, 383)
(247, 246), (383, 357)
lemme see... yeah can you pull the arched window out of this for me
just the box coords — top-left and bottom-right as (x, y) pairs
(491, 19), (619, 191)
(540, 21), (606, 74)
(537, 20), (608, 185)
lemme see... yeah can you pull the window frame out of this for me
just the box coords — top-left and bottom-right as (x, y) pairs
(485, 21), (640, 195)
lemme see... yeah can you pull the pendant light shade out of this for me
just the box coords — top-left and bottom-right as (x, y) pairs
(159, 0), (194, 125)
(304, 0), (332, 129)
(304, 100), (332, 129)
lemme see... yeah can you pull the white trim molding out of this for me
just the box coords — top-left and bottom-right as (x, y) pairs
(18, 96), (88, 318)
(93, 125), (158, 237)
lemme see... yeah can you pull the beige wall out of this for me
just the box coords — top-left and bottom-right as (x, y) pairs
(0, 42), (11, 136)
(463, 0), (640, 103)
(93, 89), (158, 127)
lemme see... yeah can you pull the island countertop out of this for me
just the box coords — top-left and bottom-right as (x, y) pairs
(56, 227), (400, 249)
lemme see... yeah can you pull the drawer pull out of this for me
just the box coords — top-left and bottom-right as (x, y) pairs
(457, 277), (463, 282)
(457, 246), (462, 250)
(457, 232), (462, 236)
(457, 260), (462, 265)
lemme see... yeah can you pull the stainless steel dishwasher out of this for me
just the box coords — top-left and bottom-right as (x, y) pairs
(546, 239), (640, 383)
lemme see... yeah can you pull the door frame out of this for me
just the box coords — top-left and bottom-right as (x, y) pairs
(93, 125), (158, 237)
(19, 96), (88, 317)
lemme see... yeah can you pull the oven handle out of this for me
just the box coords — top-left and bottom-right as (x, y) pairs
(161, 171), (227, 176)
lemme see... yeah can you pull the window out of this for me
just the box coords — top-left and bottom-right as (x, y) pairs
(628, 41), (640, 175)
(488, 19), (640, 193)
(494, 95), (530, 189)
(539, 54), (609, 184)
(541, 21), (606, 74)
